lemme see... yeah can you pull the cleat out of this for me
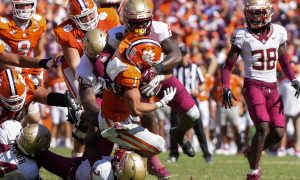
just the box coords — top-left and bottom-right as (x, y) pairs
(246, 168), (261, 180)
(182, 141), (195, 157)
(147, 155), (171, 179)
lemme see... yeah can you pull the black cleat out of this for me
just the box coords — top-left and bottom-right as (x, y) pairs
(182, 141), (195, 157)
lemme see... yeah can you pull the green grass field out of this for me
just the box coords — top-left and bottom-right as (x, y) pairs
(40, 148), (300, 180)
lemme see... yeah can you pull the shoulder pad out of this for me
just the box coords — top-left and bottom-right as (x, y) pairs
(0, 16), (10, 30)
(151, 21), (172, 42)
(106, 56), (129, 81)
(54, 21), (78, 48)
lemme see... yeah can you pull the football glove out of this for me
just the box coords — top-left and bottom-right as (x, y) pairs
(222, 88), (237, 109)
(39, 55), (64, 69)
(64, 90), (81, 124)
(291, 79), (300, 99)
(140, 74), (165, 97)
(156, 87), (177, 108)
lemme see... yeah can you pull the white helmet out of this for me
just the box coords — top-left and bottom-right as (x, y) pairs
(67, 0), (99, 31)
(12, 0), (37, 20)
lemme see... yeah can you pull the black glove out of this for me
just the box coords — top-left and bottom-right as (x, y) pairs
(64, 91), (81, 124)
(222, 88), (237, 109)
(291, 79), (300, 99)
(39, 55), (64, 69)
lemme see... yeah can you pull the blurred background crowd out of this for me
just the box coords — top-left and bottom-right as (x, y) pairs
(1, 0), (300, 158)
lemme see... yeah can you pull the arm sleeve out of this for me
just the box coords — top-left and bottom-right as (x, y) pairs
(278, 53), (296, 81)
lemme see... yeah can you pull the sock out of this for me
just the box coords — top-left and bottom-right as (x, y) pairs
(248, 169), (259, 175)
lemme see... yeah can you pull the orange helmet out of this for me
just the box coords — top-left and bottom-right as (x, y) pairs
(12, 0), (37, 20)
(67, 0), (99, 31)
(125, 37), (162, 70)
(0, 69), (27, 112)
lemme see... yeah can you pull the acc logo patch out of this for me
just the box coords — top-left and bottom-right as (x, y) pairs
(63, 24), (73, 32)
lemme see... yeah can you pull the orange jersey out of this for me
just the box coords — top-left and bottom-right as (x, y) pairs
(0, 76), (35, 123)
(215, 74), (242, 105)
(101, 38), (141, 122)
(198, 74), (215, 101)
(0, 14), (46, 56)
(97, 8), (120, 31)
(54, 18), (105, 57)
(0, 39), (5, 53)
(46, 77), (67, 94)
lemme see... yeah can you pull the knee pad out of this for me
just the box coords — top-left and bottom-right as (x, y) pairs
(155, 135), (166, 153)
(186, 105), (200, 122)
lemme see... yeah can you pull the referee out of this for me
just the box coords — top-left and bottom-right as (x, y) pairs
(168, 44), (212, 163)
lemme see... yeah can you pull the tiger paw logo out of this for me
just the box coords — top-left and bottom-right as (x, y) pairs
(99, 12), (108, 20)
(142, 50), (155, 64)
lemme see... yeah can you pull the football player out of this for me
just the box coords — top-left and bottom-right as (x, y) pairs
(79, 32), (176, 157)
(4, 122), (147, 180)
(221, 0), (300, 179)
(107, 1), (200, 177)
(54, 0), (121, 157)
(0, 0), (48, 125)
(0, 69), (70, 124)
(77, 28), (173, 178)
(0, 39), (60, 69)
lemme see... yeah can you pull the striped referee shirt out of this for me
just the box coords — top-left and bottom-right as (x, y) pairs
(173, 63), (205, 94)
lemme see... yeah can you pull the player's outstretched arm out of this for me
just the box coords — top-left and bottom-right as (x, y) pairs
(124, 87), (176, 116)
(278, 43), (300, 98)
(221, 44), (240, 109)
(151, 38), (183, 75)
(0, 51), (62, 69)
(278, 42), (296, 81)
(32, 87), (68, 107)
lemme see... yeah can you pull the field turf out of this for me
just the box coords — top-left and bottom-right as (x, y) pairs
(40, 148), (300, 180)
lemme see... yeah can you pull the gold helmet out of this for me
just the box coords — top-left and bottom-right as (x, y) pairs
(83, 28), (108, 59)
(95, 0), (121, 9)
(114, 150), (146, 180)
(16, 124), (51, 157)
(122, 0), (152, 36)
(244, 0), (274, 29)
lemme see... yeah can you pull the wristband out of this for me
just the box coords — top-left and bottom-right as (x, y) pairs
(155, 101), (164, 109)
(38, 58), (51, 69)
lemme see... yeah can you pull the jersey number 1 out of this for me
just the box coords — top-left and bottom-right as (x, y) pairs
(252, 48), (277, 71)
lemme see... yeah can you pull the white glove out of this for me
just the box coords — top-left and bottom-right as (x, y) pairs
(140, 75), (165, 97)
(156, 87), (177, 108)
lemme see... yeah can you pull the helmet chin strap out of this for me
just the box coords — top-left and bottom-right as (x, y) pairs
(13, 16), (31, 30)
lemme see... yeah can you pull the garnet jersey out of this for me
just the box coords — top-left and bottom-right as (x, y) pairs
(108, 21), (172, 50)
(0, 120), (39, 179)
(0, 14), (46, 56)
(231, 24), (287, 83)
(97, 8), (120, 31)
(0, 77), (35, 123)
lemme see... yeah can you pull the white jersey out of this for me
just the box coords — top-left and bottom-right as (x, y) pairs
(76, 53), (109, 95)
(108, 21), (172, 50)
(231, 24), (287, 82)
(0, 120), (39, 179)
